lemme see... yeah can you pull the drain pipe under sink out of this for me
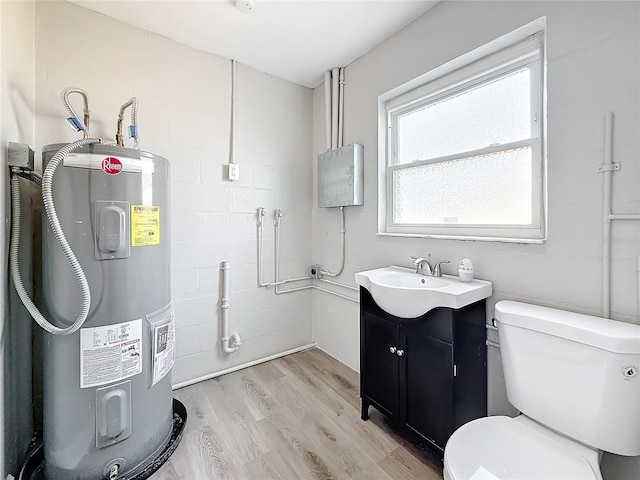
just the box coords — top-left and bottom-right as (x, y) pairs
(221, 261), (241, 353)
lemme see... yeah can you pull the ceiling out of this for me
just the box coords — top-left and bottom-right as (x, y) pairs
(69, 0), (440, 88)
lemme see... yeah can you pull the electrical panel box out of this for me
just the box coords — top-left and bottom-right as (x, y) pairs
(317, 143), (364, 208)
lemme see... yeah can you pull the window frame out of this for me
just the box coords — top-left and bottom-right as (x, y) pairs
(377, 18), (547, 243)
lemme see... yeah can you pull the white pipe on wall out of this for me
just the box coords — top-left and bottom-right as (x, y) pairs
(338, 67), (345, 148)
(320, 206), (346, 278)
(602, 112), (613, 319)
(220, 261), (241, 353)
(331, 67), (339, 150)
(637, 256), (640, 320)
(272, 208), (312, 289)
(313, 285), (357, 302)
(274, 208), (282, 283)
(257, 207), (311, 288)
(318, 67), (351, 291)
(600, 112), (640, 320)
(230, 59), (237, 164)
(275, 284), (313, 295)
(318, 277), (358, 292)
(255, 207), (358, 301)
(324, 71), (332, 151)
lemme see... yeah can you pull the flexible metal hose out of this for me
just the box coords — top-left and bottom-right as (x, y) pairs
(15, 170), (42, 185)
(10, 138), (100, 335)
(116, 97), (138, 148)
(61, 87), (90, 137)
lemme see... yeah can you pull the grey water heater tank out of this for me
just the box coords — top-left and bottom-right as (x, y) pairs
(41, 143), (174, 479)
(317, 143), (364, 208)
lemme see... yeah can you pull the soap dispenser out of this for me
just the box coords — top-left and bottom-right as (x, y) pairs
(458, 259), (474, 283)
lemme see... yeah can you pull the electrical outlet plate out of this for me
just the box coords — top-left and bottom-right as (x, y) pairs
(228, 163), (240, 181)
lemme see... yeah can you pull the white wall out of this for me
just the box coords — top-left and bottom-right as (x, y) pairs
(1, 1), (37, 476)
(311, 1), (639, 478)
(34, 1), (313, 385)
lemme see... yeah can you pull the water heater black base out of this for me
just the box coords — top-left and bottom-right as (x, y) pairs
(18, 398), (187, 480)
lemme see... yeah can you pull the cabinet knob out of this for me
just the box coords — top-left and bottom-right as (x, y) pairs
(389, 346), (397, 354)
(396, 349), (404, 357)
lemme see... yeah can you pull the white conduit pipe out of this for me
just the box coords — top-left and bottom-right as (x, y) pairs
(256, 207), (278, 287)
(269, 208), (357, 301)
(257, 208), (279, 287)
(315, 285), (358, 302)
(273, 210), (311, 285)
(255, 207), (357, 301)
(600, 112), (640, 319)
(602, 112), (613, 318)
(610, 214), (640, 220)
(275, 284), (313, 295)
(331, 67), (339, 150)
(272, 208), (314, 296)
(338, 67), (345, 148)
(324, 71), (332, 151)
(637, 256), (640, 320)
(320, 206), (345, 278)
(257, 208), (310, 288)
(318, 278), (358, 292)
(221, 261), (241, 353)
(276, 283), (358, 303)
(274, 208), (282, 283)
(230, 59), (237, 164)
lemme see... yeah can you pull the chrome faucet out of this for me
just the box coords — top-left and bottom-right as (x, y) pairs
(411, 255), (450, 277)
(411, 256), (432, 276)
(432, 259), (450, 277)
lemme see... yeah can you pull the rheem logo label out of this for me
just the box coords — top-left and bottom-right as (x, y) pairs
(101, 157), (123, 175)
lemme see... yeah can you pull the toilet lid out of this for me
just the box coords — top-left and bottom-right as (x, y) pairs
(444, 416), (597, 480)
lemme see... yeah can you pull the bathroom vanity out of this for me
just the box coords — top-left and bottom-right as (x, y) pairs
(359, 286), (487, 451)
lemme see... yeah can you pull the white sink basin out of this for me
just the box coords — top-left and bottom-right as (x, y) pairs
(355, 266), (492, 319)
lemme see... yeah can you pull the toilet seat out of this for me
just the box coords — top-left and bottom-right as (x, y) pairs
(443, 416), (597, 480)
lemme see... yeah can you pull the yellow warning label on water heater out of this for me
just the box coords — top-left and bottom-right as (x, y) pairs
(131, 205), (160, 246)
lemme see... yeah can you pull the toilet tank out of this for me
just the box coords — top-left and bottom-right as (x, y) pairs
(495, 301), (640, 456)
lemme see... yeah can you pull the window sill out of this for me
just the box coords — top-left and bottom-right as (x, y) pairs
(375, 231), (546, 245)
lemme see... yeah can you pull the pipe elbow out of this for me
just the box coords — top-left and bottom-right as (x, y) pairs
(222, 333), (241, 353)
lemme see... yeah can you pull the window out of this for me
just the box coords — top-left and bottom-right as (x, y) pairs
(378, 19), (546, 242)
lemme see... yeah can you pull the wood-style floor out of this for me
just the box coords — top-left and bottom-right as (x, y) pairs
(151, 348), (444, 480)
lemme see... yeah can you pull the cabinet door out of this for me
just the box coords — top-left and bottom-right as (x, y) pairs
(361, 313), (399, 418)
(403, 329), (454, 449)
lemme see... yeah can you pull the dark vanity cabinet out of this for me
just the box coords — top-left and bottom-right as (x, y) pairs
(360, 286), (487, 451)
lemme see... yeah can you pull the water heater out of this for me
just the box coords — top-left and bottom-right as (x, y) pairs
(39, 143), (176, 479)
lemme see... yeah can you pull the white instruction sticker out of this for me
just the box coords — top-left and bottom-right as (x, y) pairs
(152, 317), (175, 386)
(80, 319), (143, 388)
(149, 305), (175, 386)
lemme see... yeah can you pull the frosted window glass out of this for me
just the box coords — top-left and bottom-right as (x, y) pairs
(392, 147), (532, 225)
(396, 68), (531, 164)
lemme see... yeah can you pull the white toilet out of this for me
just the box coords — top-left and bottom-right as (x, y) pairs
(443, 300), (640, 480)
